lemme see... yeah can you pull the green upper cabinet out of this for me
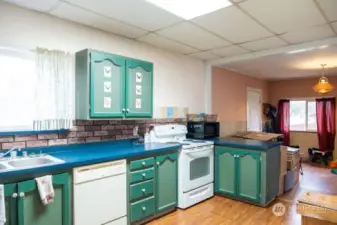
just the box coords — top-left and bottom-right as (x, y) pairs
(215, 147), (236, 197)
(4, 183), (18, 225)
(89, 52), (126, 118)
(17, 173), (70, 225)
(155, 152), (178, 213)
(237, 151), (261, 202)
(75, 49), (153, 119)
(215, 146), (261, 204)
(125, 60), (153, 118)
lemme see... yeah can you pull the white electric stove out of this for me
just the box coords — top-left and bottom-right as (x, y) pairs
(152, 124), (214, 209)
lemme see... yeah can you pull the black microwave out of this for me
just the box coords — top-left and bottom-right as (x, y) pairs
(186, 122), (220, 139)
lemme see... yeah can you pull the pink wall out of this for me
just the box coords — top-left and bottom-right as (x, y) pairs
(212, 67), (268, 135)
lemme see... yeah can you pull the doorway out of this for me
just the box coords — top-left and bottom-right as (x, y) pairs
(247, 87), (262, 132)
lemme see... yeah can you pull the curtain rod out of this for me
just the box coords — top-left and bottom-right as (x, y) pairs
(281, 96), (336, 101)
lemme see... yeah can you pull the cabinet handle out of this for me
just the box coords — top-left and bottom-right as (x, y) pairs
(142, 173), (146, 177)
(142, 206), (146, 211)
(126, 109), (130, 113)
(156, 162), (160, 166)
(142, 162), (146, 166)
(142, 189), (146, 192)
(122, 108), (126, 112)
(12, 193), (18, 198)
(19, 192), (25, 198)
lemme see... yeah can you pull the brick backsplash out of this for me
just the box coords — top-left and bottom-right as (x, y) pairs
(0, 119), (186, 150)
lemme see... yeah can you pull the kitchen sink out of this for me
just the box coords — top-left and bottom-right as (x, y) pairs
(0, 155), (64, 170)
(8, 157), (59, 168)
(0, 164), (8, 171)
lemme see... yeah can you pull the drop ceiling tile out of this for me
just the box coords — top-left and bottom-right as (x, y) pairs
(156, 22), (231, 50)
(239, 36), (287, 51)
(65, 0), (183, 31)
(210, 45), (250, 57)
(192, 6), (272, 43)
(50, 2), (147, 39)
(231, 0), (245, 2)
(240, 0), (326, 34)
(5, 0), (58, 12)
(317, 0), (337, 22)
(188, 51), (219, 60)
(332, 22), (337, 33)
(280, 24), (335, 44)
(137, 33), (197, 54)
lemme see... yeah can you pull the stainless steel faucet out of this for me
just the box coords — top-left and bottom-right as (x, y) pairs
(0, 147), (21, 159)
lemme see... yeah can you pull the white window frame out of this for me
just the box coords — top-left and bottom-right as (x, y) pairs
(289, 98), (317, 132)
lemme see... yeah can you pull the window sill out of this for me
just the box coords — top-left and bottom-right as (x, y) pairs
(290, 130), (317, 134)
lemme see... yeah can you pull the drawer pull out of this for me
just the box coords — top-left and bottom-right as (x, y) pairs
(142, 173), (146, 177)
(142, 206), (146, 211)
(142, 189), (146, 192)
(156, 162), (160, 166)
(12, 193), (18, 198)
(19, 192), (25, 198)
(142, 161), (146, 165)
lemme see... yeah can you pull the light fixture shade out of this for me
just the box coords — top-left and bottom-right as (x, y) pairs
(313, 77), (334, 94)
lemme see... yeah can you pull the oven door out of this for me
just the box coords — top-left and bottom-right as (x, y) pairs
(181, 146), (214, 192)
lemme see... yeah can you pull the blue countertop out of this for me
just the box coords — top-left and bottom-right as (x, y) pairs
(214, 137), (282, 150)
(0, 139), (180, 181)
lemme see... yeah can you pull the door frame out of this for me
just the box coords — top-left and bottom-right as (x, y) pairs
(246, 87), (262, 132)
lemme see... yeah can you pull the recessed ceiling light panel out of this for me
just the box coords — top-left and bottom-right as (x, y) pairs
(147, 0), (232, 20)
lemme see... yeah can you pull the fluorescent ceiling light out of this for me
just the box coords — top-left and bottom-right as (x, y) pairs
(147, 0), (232, 20)
(287, 47), (316, 55)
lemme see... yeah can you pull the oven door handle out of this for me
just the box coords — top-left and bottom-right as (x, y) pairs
(184, 148), (213, 157)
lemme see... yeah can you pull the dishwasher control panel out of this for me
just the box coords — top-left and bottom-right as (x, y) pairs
(73, 159), (126, 184)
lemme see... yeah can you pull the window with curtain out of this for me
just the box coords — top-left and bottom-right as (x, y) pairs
(0, 48), (37, 131)
(0, 47), (74, 132)
(289, 100), (317, 131)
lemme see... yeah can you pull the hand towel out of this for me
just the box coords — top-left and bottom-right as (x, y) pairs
(0, 185), (6, 225)
(35, 175), (55, 205)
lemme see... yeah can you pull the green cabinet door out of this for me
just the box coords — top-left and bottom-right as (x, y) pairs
(125, 59), (153, 118)
(17, 173), (70, 225)
(215, 147), (236, 197)
(155, 152), (178, 213)
(237, 151), (261, 202)
(4, 183), (18, 225)
(90, 52), (126, 118)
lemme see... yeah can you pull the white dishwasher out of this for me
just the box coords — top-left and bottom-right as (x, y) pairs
(73, 159), (127, 225)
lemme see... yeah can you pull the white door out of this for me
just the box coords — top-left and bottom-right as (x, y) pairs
(247, 88), (262, 132)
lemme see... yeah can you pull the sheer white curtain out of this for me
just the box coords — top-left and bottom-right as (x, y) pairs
(34, 48), (74, 130)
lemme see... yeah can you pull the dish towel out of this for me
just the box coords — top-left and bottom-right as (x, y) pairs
(0, 184), (6, 225)
(35, 175), (55, 205)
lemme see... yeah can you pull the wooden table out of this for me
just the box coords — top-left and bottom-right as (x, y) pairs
(297, 191), (337, 225)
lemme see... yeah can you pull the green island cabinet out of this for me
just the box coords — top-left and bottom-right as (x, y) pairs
(215, 145), (280, 206)
(75, 49), (153, 119)
(128, 152), (178, 224)
(4, 173), (71, 225)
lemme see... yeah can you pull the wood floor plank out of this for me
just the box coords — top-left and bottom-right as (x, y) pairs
(147, 164), (336, 225)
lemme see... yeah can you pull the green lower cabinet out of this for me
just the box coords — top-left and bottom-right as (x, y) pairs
(130, 196), (155, 222)
(155, 152), (178, 213)
(4, 183), (18, 225)
(215, 148), (236, 197)
(237, 151), (261, 202)
(215, 146), (261, 204)
(4, 173), (70, 225)
(128, 151), (178, 224)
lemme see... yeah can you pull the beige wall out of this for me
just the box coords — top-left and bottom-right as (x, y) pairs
(269, 76), (337, 160)
(212, 67), (269, 136)
(0, 2), (206, 118)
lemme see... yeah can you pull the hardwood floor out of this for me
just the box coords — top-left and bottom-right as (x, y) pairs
(148, 163), (337, 225)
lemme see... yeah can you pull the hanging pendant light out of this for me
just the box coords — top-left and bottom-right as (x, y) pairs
(313, 64), (334, 94)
